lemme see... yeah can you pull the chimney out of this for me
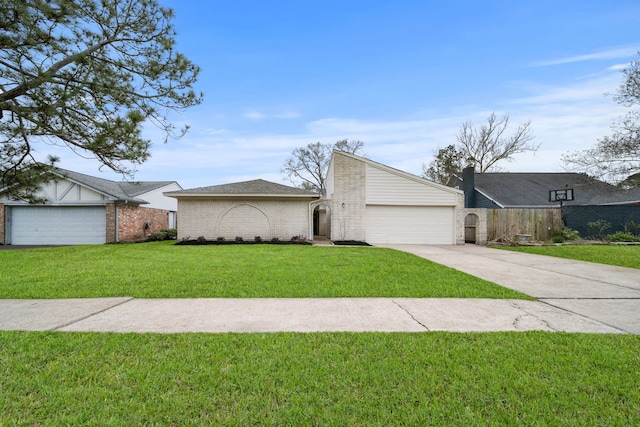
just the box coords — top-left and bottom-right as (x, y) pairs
(462, 166), (475, 208)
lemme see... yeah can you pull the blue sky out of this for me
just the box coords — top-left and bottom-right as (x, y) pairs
(50, 0), (640, 189)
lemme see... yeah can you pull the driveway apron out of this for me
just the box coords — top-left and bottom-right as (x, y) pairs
(383, 244), (640, 334)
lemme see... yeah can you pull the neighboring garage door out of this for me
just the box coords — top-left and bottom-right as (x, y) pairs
(10, 206), (106, 245)
(366, 205), (455, 244)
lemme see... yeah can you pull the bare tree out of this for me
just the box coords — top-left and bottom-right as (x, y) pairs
(282, 139), (364, 193)
(562, 54), (640, 183)
(457, 112), (538, 173)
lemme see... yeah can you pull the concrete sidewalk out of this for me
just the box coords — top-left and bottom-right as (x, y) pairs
(0, 297), (625, 334)
(0, 245), (637, 334)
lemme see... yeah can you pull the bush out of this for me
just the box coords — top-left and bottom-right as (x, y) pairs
(606, 232), (640, 243)
(587, 220), (611, 240)
(551, 227), (580, 243)
(147, 228), (177, 241)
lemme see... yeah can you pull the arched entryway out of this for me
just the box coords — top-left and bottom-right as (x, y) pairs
(465, 213), (480, 244)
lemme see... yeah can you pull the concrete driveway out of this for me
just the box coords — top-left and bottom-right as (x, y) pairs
(383, 244), (640, 334)
(0, 244), (637, 334)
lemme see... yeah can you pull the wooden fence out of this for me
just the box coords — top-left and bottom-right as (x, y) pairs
(487, 208), (563, 242)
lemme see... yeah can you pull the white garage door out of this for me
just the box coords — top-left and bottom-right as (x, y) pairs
(10, 206), (106, 245)
(366, 205), (455, 244)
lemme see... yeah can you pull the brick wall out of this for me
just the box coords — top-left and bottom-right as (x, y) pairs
(176, 199), (312, 241)
(105, 203), (116, 243)
(328, 153), (367, 241)
(0, 203), (5, 244)
(117, 204), (171, 242)
(461, 208), (487, 245)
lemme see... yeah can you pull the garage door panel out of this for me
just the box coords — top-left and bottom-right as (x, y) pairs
(366, 206), (454, 244)
(10, 206), (106, 245)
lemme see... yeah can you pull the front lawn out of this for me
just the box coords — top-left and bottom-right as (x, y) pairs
(1, 331), (638, 425)
(494, 244), (640, 269)
(0, 242), (529, 299)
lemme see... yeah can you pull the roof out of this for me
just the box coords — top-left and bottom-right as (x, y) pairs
(54, 168), (178, 204)
(472, 172), (640, 207)
(165, 179), (320, 198)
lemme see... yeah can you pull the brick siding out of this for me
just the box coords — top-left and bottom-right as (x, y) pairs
(0, 203), (5, 244)
(105, 203), (116, 243)
(327, 153), (367, 241)
(176, 199), (311, 241)
(117, 204), (171, 242)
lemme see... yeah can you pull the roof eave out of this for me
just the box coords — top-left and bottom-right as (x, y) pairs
(164, 192), (320, 199)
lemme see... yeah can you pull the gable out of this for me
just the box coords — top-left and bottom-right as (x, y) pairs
(0, 178), (109, 204)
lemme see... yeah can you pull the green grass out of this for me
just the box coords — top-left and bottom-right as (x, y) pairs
(494, 244), (640, 269)
(0, 331), (638, 425)
(0, 242), (529, 299)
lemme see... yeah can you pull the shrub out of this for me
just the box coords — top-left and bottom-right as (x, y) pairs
(551, 227), (580, 243)
(147, 228), (177, 241)
(606, 232), (640, 243)
(623, 219), (639, 235)
(587, 220), (611, 240)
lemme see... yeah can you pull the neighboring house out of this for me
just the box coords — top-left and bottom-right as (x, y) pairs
(167, 151), (465, 245)
(461, 167), (640, 208)
(0, 168), (181, 245)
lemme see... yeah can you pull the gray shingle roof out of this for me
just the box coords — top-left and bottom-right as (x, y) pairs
(473, 172), (640, 206)
(54, 168), (177, 203)
(168, 179), (319, 197)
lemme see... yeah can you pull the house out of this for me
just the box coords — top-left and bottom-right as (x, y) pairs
(460, 166), (640, 240)
(167, 151), (465, 245)
(323, 151), (464, 244)
(0, 168), (181, 245)
(461, 167), (640, 208)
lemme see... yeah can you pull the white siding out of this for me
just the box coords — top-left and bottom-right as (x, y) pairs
(325, 159), (335, 198)
(366, 165), (459, 206)
(366, 206), (455, 244)
(10, 206), (106, 245)
(142, 183), (181, 210)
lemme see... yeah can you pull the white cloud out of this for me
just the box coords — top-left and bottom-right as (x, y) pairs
(532, 45), (639, 67)
(243, 109), (301, 120)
